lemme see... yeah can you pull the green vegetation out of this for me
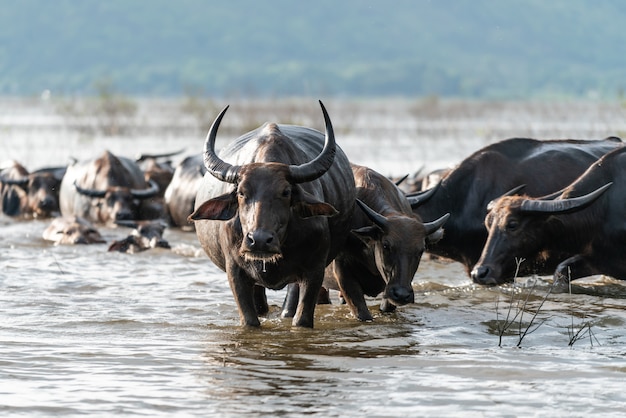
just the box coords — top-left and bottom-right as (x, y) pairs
(2, 0), (626, 99)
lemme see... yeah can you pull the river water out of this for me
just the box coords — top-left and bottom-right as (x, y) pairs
(2, 98), (626, 417)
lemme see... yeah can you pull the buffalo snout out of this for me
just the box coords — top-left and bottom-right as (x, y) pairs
(471, 265), (499, 286)
(37, 196), (57, 212)
(385, 284), (414, 306)
(245, 230), (277, 252)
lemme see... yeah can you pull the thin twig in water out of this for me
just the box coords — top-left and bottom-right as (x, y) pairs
(565, 268), (600, 347)
(495, 257), (555, 348)
(496, 257), (525, 347)
(516, 278), (555, 348)
(52, 254), (66, 275)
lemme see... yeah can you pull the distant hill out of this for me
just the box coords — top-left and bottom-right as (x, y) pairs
(2, 0), (626, 99)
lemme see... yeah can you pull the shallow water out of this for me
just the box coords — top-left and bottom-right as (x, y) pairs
(3, 98), (626, 417)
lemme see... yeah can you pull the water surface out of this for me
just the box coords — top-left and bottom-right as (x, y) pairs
(2, 99), (626, 417)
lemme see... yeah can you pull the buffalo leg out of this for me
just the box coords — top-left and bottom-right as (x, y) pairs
(292, 272), (324, 328)
(281, 283), (299, 318)
(226, 263), (260, 327)
(333, 262), (373, 322)
(554, 255), (600, 284)
(254, 285), (269, 316)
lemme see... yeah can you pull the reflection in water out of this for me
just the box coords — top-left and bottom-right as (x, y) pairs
(201, 319), (422, 415)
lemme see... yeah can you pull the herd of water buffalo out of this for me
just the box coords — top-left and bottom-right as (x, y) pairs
(3, 100), (625, 327)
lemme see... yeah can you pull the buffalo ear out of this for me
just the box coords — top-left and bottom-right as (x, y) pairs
(351, 225), (382, 244)
(188, 191), (237, 221)
(292, 189), (338, 218)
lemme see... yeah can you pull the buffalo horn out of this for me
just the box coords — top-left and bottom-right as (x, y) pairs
(423, 213), (450, 236)
(131, 179), (160, 199)
(406, 182), (440, 208)
(486, 184), (526, 211)
(203, 105), (241, 184)
(289, 100), (337, 184)
(394, 173), (409, 187)
(0, 175), (28, 186)
(115, 219), (139, 229)
(355, 198), (389, 229)
(74, 181), (107, 198)
(519, 182), (613, 214)
(135, 149), (185, 162)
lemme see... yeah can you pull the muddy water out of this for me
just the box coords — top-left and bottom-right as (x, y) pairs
(2, 99), (626, 417)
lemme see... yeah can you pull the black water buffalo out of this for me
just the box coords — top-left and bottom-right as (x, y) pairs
(470, 146), (626, 285)
(189, 101), (356, 328)
(0, 161), (66, 218)
(164, 154), (206, 231)
(409, 136), (623, 276)
(59, 150), (160, 225)
(325, 164), (449, 321)
(108, 219), (170, 253)
(42, 216), (105, 245)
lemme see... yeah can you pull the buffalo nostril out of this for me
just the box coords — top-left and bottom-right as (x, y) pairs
(245, 230), (276, 251)
(388, 286), (414, 305)
(471, 265), (494, 284)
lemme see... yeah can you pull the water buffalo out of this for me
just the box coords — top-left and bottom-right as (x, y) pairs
(59, 150), (160, 225)
(164, 154), (206, 231)
(0, 161), (66, 218)
(42, 216), (105, 245)
(470, 146), (626, 285)
(189, 101), (356, 328)
(325, 164), (449, 321)
(135, 150), (180, 220)
(108, 219), (170, 253)
(409, 136), (623, 276)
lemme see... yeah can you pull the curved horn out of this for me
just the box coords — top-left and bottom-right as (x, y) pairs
(487, 184), (526, 211)
(520, 182), (612, 214)
(289, 100), (337, 183)
(407, 181), (440, 208)
(0, 175), (29, 186)
(131, 179), (160, 199)
(203, 105), (240, 184)
(355, 198), (389, 229)
(114, 219), (139, 229)
(135, 149), (185, 162)
(394, 173), (409, 187)
(423, 213), (450, 236)
(74, 181), (107, 198)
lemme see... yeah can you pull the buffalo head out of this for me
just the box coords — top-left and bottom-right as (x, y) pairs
(74, 179), (160, 223)
(189, 101), (339, 266)
(352, 199), (449, 306)
(471, 183), (612, 285)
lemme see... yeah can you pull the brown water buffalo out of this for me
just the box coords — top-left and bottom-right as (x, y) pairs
(471, 147), (626, 285)
(325, 164), (449, 321)
(0, 161), (66, 218)
(409, 136), (623, 277)
(189, 101), (356, 328)
(164, 154), (206, 231)
(108, 219), (170, 253)
(42, 216), (105, 245)
(135, 150), (180, 220)
(59, 150), (160, 225)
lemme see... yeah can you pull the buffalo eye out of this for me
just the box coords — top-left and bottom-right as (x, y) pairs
(281, 187), (291, 198)
(505, 218), (519, 231)
(382, 240), (391, 252)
